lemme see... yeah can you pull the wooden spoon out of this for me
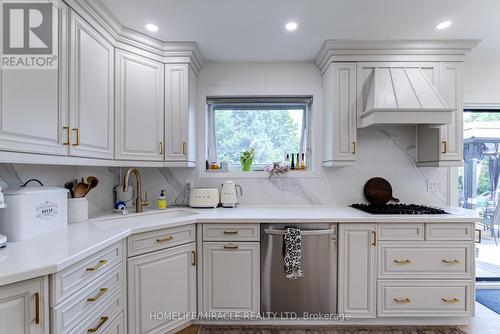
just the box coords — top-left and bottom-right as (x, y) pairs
(82, 176), (99, 197)
(74, 181), (90, 198)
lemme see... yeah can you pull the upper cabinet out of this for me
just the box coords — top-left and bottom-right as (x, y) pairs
(0, 1), (202, 166)
(69, 11), (114, 159)
(164, 65), (197, 164)
(115, 50), (165, 161)
(0, 0), (68, 156)
(322, 63), (357, 166)
(315, 40), (478, 168)
(416, 62), (464, 166)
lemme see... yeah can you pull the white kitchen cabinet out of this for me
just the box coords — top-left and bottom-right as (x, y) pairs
(0, 0), (68, 156)
(416, 62), (463, 166)
(202, 242), (260, 314)
(0, 276), (49, 334)
(338, 224), (377, 318)
(68, 11), (114, 159)
(115, 50), (164, 161)
(322, 63), (357, 166)
(128, 242), (196, 334)
(164, 64), (197, 164)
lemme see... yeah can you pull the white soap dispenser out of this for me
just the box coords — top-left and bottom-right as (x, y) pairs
(0, 186), (6, 248)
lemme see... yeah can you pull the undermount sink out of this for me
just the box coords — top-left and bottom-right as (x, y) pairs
(89, 208), (199, 227)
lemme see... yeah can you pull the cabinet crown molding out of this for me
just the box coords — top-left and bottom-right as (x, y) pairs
(315, 39), (481, 73)
(66, 0), (204, 74)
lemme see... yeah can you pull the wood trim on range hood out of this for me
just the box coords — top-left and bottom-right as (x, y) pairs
(359, 66), (454, 127)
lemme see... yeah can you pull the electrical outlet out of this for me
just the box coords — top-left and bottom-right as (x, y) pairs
(185, 180), (193, 191)
(427, 180), (444, 193)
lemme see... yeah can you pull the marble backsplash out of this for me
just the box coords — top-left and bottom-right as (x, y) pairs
(0, 126), (451, 215)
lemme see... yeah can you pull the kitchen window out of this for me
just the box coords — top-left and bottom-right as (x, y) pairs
(206, 97), (312, 173)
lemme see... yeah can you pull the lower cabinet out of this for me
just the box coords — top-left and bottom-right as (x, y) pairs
(202, 242), (260, 314)
(338, 224), (377, 318)
(127, 242), (196, 334)
(0, 276), (49, 334)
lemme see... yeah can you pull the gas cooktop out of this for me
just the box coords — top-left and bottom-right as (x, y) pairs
(350, 203), (448, 215)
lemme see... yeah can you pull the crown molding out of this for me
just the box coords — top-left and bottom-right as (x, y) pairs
(315, 39), (481, 73)
(65, 0), (204, 74)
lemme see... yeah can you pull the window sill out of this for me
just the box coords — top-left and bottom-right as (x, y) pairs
(199, 168), (320, 179)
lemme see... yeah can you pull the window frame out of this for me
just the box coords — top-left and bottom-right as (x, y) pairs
(200, 96), (319, 178)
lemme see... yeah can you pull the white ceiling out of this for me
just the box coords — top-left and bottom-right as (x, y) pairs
(98, 0), (499, 62)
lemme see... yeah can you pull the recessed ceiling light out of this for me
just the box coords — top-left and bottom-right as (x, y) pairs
(285, 22), (298, 31)
(145, 23), (159, 32)
(436, 21), (452, 30)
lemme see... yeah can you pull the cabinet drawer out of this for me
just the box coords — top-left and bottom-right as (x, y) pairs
(379, 242), (472, 279)
(127, 224), (195, 257)
(51, 241), (124, 306)
(52, 263), (125, 334)
(203, 224), (260, 241)
(425, 223), (473, 241)
(378, 280), (473, 317)
(378, 224), (424, 241)
(68, 288), (125, 334)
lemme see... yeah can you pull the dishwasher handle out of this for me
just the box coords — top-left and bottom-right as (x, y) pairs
(264, 228), (336, 236)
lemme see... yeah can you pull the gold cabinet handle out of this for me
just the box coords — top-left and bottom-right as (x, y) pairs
(159, 142), (163, 154)
(393, 297), (411, 304)
(87, 316), (109, 333)
(34, 292), (40, 325)
(156, 235), (174, 243)
(191, 250), (196, 266)
(182, 142), (187, 155)
(72, 128), (80, 146)
(441, 141), (447, 154)
(475, 229), (482, 244)
(87, 288), (108, 302)
(371, 231), (377, 246)
(442, 297), (460, 303)
(224, 243), (239, 250)
(223, 230), (239, 235)
(394, 259), (412, 264)
(86, 259), (108, 272)
(442, 259), (460, 264)
(352, 142), (356, 154)
(63, 127), (70, 145)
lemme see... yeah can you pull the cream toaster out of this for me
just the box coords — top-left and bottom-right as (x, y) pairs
(189, 188), (219, 208)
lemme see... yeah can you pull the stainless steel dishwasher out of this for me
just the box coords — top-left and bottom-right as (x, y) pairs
(261, 223), (337, 316)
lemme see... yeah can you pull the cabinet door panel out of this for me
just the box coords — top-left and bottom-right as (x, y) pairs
(0, 277), (49, 334)
(165, 65), (196, 162)
(69, 11), (114, 159)
(439, 62), (463, 162)
(338, 224), (376, 318)
(0, 1), (68, 156)
(115, 51), (164, 161)
(323, 63), (357, 166)
(203, 242), (260, 314)
(128, 243), (196, 334)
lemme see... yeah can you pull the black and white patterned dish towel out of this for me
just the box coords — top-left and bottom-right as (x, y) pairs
(283, 227), (303, 279)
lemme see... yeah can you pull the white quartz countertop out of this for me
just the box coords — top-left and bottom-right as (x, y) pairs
(0, 205), (478, 286)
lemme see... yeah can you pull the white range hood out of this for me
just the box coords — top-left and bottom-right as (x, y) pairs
(359, 66), (454, 127)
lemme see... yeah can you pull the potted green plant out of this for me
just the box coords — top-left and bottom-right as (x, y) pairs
(240, 148), (255, 171)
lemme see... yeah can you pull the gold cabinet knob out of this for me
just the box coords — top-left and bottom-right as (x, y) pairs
(442, 297), (460, 303)
(442, 259), (460, 264)
(394, 259), (412, 264)
(393, 298), (411, 304)
(156, 235), (174, 243)
(86, 259), (107, 272)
